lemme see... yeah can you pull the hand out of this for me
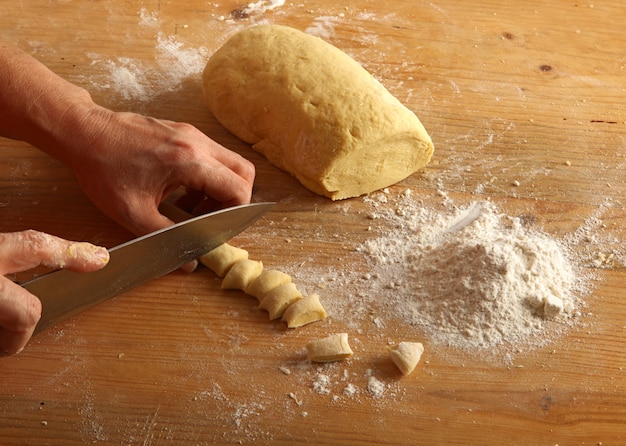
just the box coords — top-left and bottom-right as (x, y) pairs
(0, 39), (256, 242)
(65, 107), (256, 237)
(0, 230), (110, 356)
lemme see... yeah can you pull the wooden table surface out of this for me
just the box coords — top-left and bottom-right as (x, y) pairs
(1, 1), (625, 444)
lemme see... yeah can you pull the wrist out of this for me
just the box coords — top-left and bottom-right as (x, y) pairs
(35, 91), (117, 170)
(0, 40), (110, 166)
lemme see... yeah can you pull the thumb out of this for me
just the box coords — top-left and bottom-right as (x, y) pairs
(0, 230), (110, 274)
(0, 277), (42, 356)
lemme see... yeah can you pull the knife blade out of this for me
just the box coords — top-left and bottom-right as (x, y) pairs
(22, 202), (274, 335)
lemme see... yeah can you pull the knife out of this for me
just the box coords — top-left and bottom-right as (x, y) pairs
(22, 202), (274, 336)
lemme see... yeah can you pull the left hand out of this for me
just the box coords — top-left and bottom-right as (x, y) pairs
(0, 230), (109, 355)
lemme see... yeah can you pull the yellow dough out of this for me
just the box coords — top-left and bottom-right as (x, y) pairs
(199, 242), (328, 328)
(306, 333), (354, 363)
(388, 342), (424, 376)
(221, 259), (263, 291)
(281, 294), (327, 328)
(200, 243), (248, 277)
(245, 269), (292, 301)
(202, 24), (434, 200)
(259, 282), (303, 320)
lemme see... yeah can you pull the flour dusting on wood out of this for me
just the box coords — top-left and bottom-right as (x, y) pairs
(27, 4), (623, 444)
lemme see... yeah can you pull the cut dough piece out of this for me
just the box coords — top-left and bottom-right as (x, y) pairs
(259, 282), (302, 320)
(388, 342), (424, 376)
(200, 243), (248, 277)
(245, 269), (292, 301)
(221, 259), (263, 291)
(306, 333), (353, 363)
(202, 24), (434, 200)
(281, 294), (327, 328)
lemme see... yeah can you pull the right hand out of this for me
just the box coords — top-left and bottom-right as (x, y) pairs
(63, 108), (256, 239)
(0, 230), (110, 356)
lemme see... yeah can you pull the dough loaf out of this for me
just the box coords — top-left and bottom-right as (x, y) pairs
(202, 24), (434, 200)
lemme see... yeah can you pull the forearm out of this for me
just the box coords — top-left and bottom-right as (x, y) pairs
(0, 39), (107, 167)
(0, 39), (255, 237)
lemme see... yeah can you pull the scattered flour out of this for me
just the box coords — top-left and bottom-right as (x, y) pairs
(88, 33), (209, 102)
(138, 7), (159, 27)
(343, 383), (359, 397)
(563, 198), (625, 269)
(312, 373), (331, 395)
(366, 376), (386, 399)
(241, 0), (286, 16)
(58, 4), (613, 440)
(356, 190), (589, 351)
(305, 16), (341, 39)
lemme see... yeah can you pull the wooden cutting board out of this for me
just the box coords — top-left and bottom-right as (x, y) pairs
(1, 1), (625, 444)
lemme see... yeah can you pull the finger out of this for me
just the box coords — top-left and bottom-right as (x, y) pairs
(173, 190), (222, 217)
(172, 122), (255, 187)
(127, 199), (176, 235)
(180, 259), (198, 273)
(209, 146), (256, 187)
(0, 230), (110, 274)
(174, 188), (205, 214)
(126, 204), (198, 273)
(191, 161), (255, 208)
(0, 277), (42, 355)
(192, 198), (222, 216)
(182, 141), (255, 207)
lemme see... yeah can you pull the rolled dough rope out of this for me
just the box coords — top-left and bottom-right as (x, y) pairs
(388, 342), (424, 376)
(202, 24), (434, 200)
(221, 259), (263, 291)
(200, 243), (248, 277)
(245, 269), (292, 301)
(258, 282), (303, 320)
(306, 333), (354, 363)
(281, 294), (327, 328)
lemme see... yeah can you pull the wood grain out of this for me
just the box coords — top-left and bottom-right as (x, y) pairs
(1, 0), (625, 445)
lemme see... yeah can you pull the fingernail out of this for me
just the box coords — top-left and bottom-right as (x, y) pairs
(181, 260), (198, 273)
(94, 247), (110, 264)
(1, 346), (23, 356)
(73, 243), (109, 264)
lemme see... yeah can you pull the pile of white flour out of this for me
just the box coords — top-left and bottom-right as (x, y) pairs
(356, 190), (586, 351)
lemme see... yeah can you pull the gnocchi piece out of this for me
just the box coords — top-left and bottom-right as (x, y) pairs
(221, 259), (263, 291)
(200, 243), (249, 277)
(281, 294), (327, 328)
(306, 333), (353, 363)
(259, 282), (302, 320)
(388, 342), (424, 376)
(245, 269), (292, 301)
